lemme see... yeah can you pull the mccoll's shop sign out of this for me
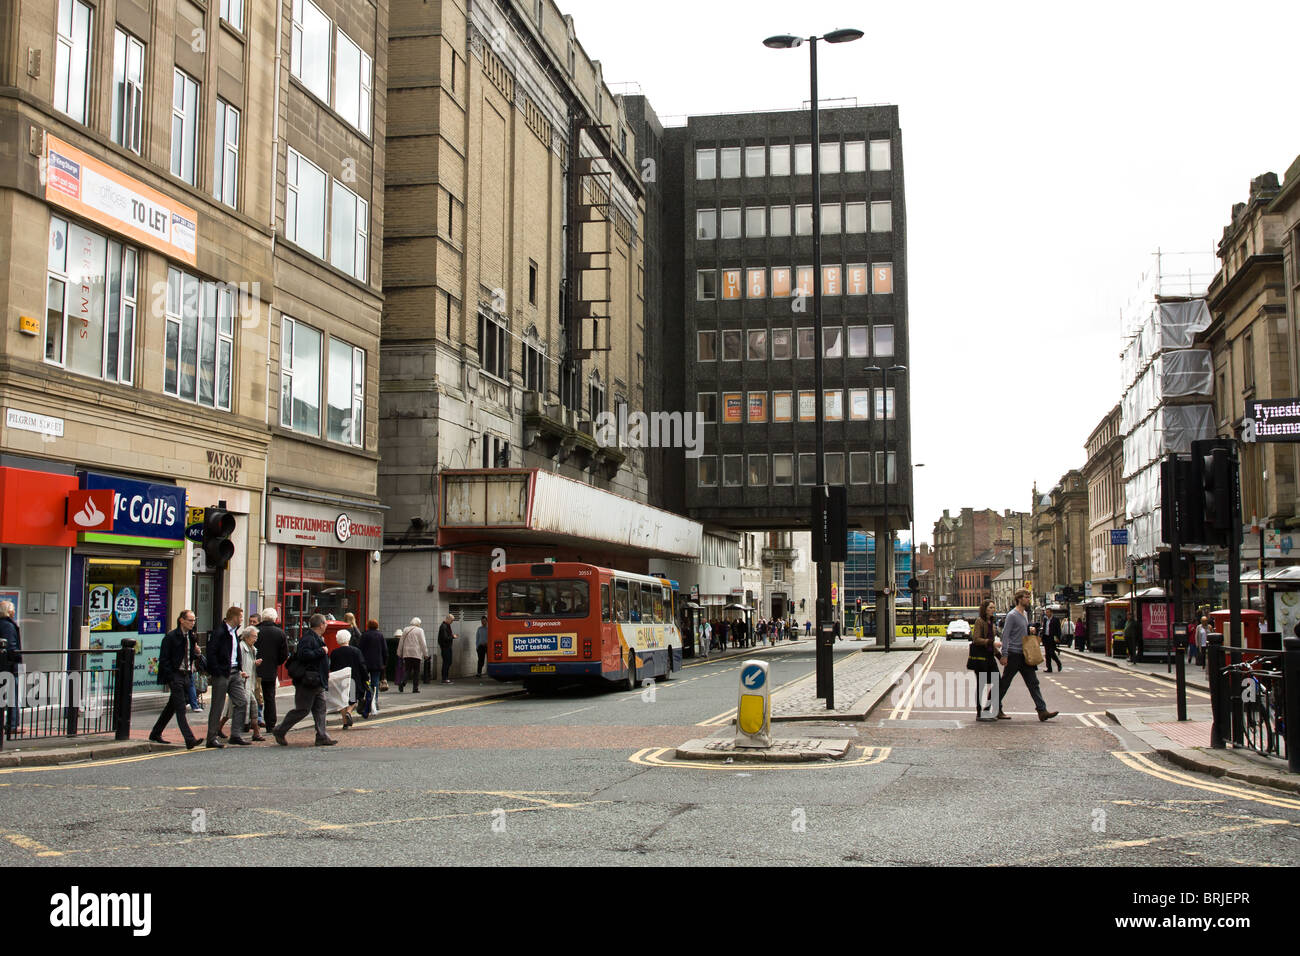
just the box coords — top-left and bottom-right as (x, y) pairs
(79, 473), (186, 547)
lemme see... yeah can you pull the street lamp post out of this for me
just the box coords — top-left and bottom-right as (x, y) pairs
(765, 27), (862, 707)
(866, 363), (907, 650)
(911, 462), (925, 641)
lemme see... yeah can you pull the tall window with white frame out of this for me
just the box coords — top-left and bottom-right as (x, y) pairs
(171, 69), (200, 186)
(286, 148), (328, 259)
(47, 217), (138, 385)
(330, 181), (368, 281)
(213, 100), (240, 208)
(281, 316), (322, 437)
(220, 0), (244, 31)
(164, 269), (234, 410)
(335, 29), (373, 135)
(55, 0), (93, 124)
(326, 339), (364, 447)
(291, 0), (332, 102)
(111, 30), (145, 153)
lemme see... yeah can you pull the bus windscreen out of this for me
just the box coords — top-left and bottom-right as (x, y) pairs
(497, 579), (591, 618)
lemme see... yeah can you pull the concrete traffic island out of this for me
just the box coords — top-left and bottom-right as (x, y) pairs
(674, 736), (852, 762)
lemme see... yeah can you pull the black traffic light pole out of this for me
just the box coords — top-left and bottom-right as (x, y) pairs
(203, 500), (236, 633)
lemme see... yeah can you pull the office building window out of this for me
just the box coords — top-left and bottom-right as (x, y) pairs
(870, 139), (891, 170)
(698, 456), (717, 487)
(164, 271), (234, 410)
(872, 263), (894, 294)
(719, 148), (741, 178)
(326, 339), (365, 446)
(286, 148), (328, 259)
(876, 451), (897, 484)
(871, 200), (892, 232)
(697, 330), (717, 361)
(770, 205), (792, 237)
(330, 181), (369, 281)
(824, 391), (843, 421)
(291, 0), (333, 102)
(335, 29), (373, 135)
(847, 326), (868, 358)
(171, 69), (200, 185)
(821, 203), (841, 235)
(747, 329), (767, 360)
(720, 208), (741, 239)
(794, 143), (812, 175)
(478, 311), (509, 380)
(748, 455), (768, 487)
(798, 453), (816, 484)
(722, 330), (742, 361)
(696, 209), (717, 240)
(820, 142), (840, 174)
(769, 144), (791, 176)
(771, 328), (792, 360)
(697, 270), (717, 300)
(850, 452), (872, 484)
(280, 316), (321, 434)
(745, 146), (765, 177)
(823, 327), (842, 358)
(747, 268), (766, 298)
(723, 455), (743, 487)
(844, 141), (866, 172)
(795, 205), (813, 236)
(523, 340), (545, 392)
(849, 389), (871, 420)
(111, 30), (145, 153)
(844, 202), (867, 233)
(55, 0), (93, 124)
(825, 452), (845, 485)
(698, 392), (717, 423)
(213, 100), (240, 208)
(696, 149), (716, 179)
(846, 264), (869, 295)
(46, 217), (137, 386)
(773, 454), (794, 486)
(746, 207), (766, 238)
(873, 325), (895, 356)
(797, 328), (814, 359)
(221, 0), (244, 30)
(875, 387), (895, 420)
(773, 391), (793, 422)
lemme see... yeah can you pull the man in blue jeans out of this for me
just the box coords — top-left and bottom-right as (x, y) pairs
(997, 588), (1058, 722)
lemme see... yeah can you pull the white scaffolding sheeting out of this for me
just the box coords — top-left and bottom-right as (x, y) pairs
(1119, 254), (1216, 560)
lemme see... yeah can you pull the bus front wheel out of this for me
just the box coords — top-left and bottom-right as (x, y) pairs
(624, 652), (637, 692)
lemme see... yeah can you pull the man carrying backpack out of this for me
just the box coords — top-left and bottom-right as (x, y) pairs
(273, 614), (335, 747)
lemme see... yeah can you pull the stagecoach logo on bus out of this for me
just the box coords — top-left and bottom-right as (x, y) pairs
(594, 408), (705, 459)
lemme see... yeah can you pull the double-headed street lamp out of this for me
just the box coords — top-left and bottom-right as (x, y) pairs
(866, 363), (907, 650)
(764, 27), (862, 708)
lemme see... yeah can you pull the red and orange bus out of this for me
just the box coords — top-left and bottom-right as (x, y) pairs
(487, 562), (682, 690)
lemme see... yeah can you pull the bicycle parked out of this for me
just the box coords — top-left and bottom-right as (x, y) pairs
(1224, 659), (1285, 757)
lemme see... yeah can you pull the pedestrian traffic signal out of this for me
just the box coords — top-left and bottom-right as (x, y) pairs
(202, 506), (236, 569)
(922, 596), (929, 610)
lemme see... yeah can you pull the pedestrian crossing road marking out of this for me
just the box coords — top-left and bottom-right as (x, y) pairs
(627, 745), (890, 771)
(1112, 750), (1300, 812)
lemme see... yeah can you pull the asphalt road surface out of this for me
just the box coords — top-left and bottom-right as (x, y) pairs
(1, 641), (1297, 866)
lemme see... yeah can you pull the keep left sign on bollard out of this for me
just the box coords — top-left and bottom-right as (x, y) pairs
(735, 659), (771, 748)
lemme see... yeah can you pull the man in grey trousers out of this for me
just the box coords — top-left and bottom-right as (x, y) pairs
(996, 588), (1058, 722)
(273, 613), (336, 746)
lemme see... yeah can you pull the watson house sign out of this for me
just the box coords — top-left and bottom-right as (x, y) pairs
(207, 450), (242, 483)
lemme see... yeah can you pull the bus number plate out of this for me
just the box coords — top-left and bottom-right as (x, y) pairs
(530, 665), (556, 673)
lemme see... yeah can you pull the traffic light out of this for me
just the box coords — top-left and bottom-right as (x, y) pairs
(202, 506), (236, 569)
(1160, 455), (1201, 546)
(922, 596), (929, 611)
(1190, 439), (1240, 548)
(856, 596), (862, 611)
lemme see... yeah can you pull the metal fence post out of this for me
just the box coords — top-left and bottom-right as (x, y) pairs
(114, 639), (135, 741)
(1284, 636), (1300, 774)
(1208, 632), (1226, 749)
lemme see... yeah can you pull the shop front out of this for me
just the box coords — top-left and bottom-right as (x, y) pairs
(72, 472), (187, 693)
(267, 495), (382, 645)
(0, 464), (78, 653)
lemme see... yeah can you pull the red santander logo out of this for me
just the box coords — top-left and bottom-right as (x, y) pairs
(67, 490), (115, 532)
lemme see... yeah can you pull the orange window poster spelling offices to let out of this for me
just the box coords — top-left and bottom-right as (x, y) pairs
(721, 270), (743, 299)
(771, 268), (792, 297)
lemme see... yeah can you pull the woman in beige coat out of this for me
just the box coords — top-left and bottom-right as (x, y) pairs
(396, 617), (428, 693)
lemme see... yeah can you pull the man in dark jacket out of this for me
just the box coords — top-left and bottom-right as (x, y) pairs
(273, 613), (335, 746)
(437, 613), (456, 683)
(0, 600), (21, 740)
(149, 610), (200, 749)
(205, 606), (249, 747)
(356, 620), (387, 718)
(1041, 607), (1063, 672)
(254, 608), (289, 730)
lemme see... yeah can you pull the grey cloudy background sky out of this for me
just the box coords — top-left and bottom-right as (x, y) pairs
(558, 0), (1300, 544)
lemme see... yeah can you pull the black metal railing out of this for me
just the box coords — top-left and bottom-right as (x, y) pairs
(1207, 633), (1300, 771)
(0, 640), (136, 750)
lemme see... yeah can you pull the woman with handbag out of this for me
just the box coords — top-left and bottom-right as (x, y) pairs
(968, 600), (1001, 721)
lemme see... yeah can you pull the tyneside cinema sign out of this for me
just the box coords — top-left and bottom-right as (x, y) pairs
(1244, 398), (1300, 442)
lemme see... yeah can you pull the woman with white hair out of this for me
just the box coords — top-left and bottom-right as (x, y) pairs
(328, 630), (367, 728)
(396, 617), (428, 693)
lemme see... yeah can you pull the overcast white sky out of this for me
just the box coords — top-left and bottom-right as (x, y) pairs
(558, 0), (1300, 544)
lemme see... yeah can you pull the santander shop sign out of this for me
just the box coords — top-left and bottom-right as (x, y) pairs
(78, 473), (186, 546)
